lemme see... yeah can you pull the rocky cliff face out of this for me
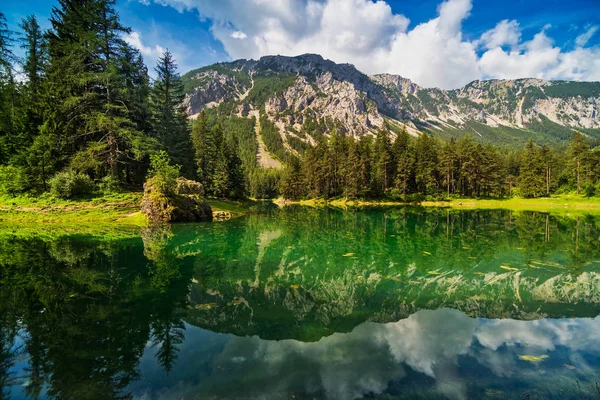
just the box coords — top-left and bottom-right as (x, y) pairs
(182, 54), (600, 146)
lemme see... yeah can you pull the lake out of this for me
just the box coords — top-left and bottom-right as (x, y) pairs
(2, 207), (600, 399)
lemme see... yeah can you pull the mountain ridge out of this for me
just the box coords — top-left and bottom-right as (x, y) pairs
(182, 53), (600, 148)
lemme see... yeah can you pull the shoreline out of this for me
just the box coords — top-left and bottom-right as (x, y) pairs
(2, 194), (600, 228)
(278, 196), (600, 214)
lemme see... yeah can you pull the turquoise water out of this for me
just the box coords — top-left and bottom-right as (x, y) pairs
(2, 207), (600, 399)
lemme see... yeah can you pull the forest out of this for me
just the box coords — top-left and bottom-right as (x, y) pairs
(0, 1), (599, 204)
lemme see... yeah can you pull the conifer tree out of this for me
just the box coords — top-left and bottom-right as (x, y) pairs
(151, 49), (193, 176)
(281, 155), (303, 200)
(42, 0), (150, 182)
(518, 139), (545, 198)
(394, 128), (414, 197)
(373, 129), (394, 194)
(414, 133), (438, 195)
(16, 15), (48, 170)
(568, 131), (589, 194)
(439, 137), (457, 196)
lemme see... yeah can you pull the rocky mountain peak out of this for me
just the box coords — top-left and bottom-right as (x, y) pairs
(181, 54), (600, 148)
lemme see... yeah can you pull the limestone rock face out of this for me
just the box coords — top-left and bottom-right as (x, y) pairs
(181, 53), (600, 145)
(141, 177), (212, 223)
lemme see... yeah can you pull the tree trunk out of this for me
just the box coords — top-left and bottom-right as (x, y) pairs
(577, 157), (581, 195)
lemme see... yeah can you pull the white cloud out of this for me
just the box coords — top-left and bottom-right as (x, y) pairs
(230, 31), (247, 40)
(123, 31), (165, 58)
(479, 20), (521, 50)
(576, 25), (599, 47)
(143, 0), (600, 89)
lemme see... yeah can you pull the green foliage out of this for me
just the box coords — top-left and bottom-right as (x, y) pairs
(49, 170), (96, 199)
(151, 50), (193, 176)
(181, 63), (251, 93)
(544, 81), (600, 99)
(249, 168), (282, 199)
(0, 165), (28, 195)
(259, 114), (286, 161)
(147, 151), (180, 194)
(245, 72), (297, 105)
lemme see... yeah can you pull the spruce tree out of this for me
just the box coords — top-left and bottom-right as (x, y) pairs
(394, 127), (414, 197)
(16, 15), (48, 170)
(414, 133), (439, 196)
(42, 0), (150, 183)
(518, 139), (545, 198)
(151, 50), (193, 176)
(281, 156), (303, 200)
(373, 129), (393, 195)
(568, 131), (589, 195)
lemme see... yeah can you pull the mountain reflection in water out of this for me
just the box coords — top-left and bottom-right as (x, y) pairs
(2, 207), (600, 399)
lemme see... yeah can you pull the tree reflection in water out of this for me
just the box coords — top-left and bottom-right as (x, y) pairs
(1, 208), (600, 399)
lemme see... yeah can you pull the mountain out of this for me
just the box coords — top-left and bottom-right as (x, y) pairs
(181, 53), (600, 148)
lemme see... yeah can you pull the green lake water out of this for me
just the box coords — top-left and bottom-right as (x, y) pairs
(2, 207), (600, 399)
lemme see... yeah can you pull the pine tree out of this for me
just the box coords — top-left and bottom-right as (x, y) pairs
(16, 15), (48, 171)
(281, 155), (303, 200)
(518, 139), (545, 198)
(439, 137), (456, 196)
(539, 145), (554, 196)
(42, 0), (150, 182)
(191, 111), (208, 181)
(0, 12), (14, 75)
(414, 133), (439, 196)
(151, 50), (193, 176)
(373, 129), (393, 195)
(568, 131), (589, 195)
(393, 127), (414, 197)
(343, 137), (361, 199)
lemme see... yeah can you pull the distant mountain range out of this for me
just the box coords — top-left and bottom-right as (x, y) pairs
(182, 53), (600, 147)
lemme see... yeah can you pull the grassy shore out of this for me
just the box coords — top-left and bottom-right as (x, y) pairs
(0, 192), (260, 226)
(2, 193), (600, 227)
(280, 195), (600, 215)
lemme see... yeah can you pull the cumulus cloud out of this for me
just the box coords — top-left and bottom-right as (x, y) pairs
(132, 311), (600, 400)
(140, 0), (600, 89)
(479, 20), (521, 50)
(124, 31), (166, 58)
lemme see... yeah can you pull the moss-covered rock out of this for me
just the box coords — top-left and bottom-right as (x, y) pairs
(141, 177), (212, 223)
(175, 177), (205, 196)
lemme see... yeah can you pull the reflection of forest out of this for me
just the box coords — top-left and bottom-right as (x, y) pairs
(186, 208), (600, 340)
(0, 226), (194, 400)
(1, 208), (600, 398)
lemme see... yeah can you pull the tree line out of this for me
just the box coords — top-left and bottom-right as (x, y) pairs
(279, 128), (600, 201)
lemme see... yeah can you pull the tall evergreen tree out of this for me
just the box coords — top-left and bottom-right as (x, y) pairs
(373, 129), (394, 194)
(151, 49), (193, 176)
(568, 131), (589, 195)
(518, 139), (545, 198)
(41, 0), (151, 183)
(15, 15), (48, 169)
(281, 155), (304, 200)
(439, 137), (457, 196)
(414, 133), (438, 195)
(394, 128), (414, 197)
(0, 12), (13, 74)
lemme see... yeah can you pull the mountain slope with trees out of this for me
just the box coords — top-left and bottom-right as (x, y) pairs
(182, 54), (600, 148)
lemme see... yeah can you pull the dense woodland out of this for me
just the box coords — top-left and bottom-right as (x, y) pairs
(1, 2), (600, 202)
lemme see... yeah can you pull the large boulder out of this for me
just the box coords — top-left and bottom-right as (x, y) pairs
(141, 177), (212, 223)
(175, 177), (205, 196)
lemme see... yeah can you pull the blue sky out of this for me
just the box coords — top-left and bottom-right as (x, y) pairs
(2, 0), (600, 88)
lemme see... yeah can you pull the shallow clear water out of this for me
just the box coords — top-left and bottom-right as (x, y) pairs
(2, 207), (600, 399)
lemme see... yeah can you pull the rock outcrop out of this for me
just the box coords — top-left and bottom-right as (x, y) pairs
(181, 53), (600, 146)
(141, 177), (212, 223)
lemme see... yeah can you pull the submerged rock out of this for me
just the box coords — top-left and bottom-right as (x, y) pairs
(141, 177), (212, 223)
